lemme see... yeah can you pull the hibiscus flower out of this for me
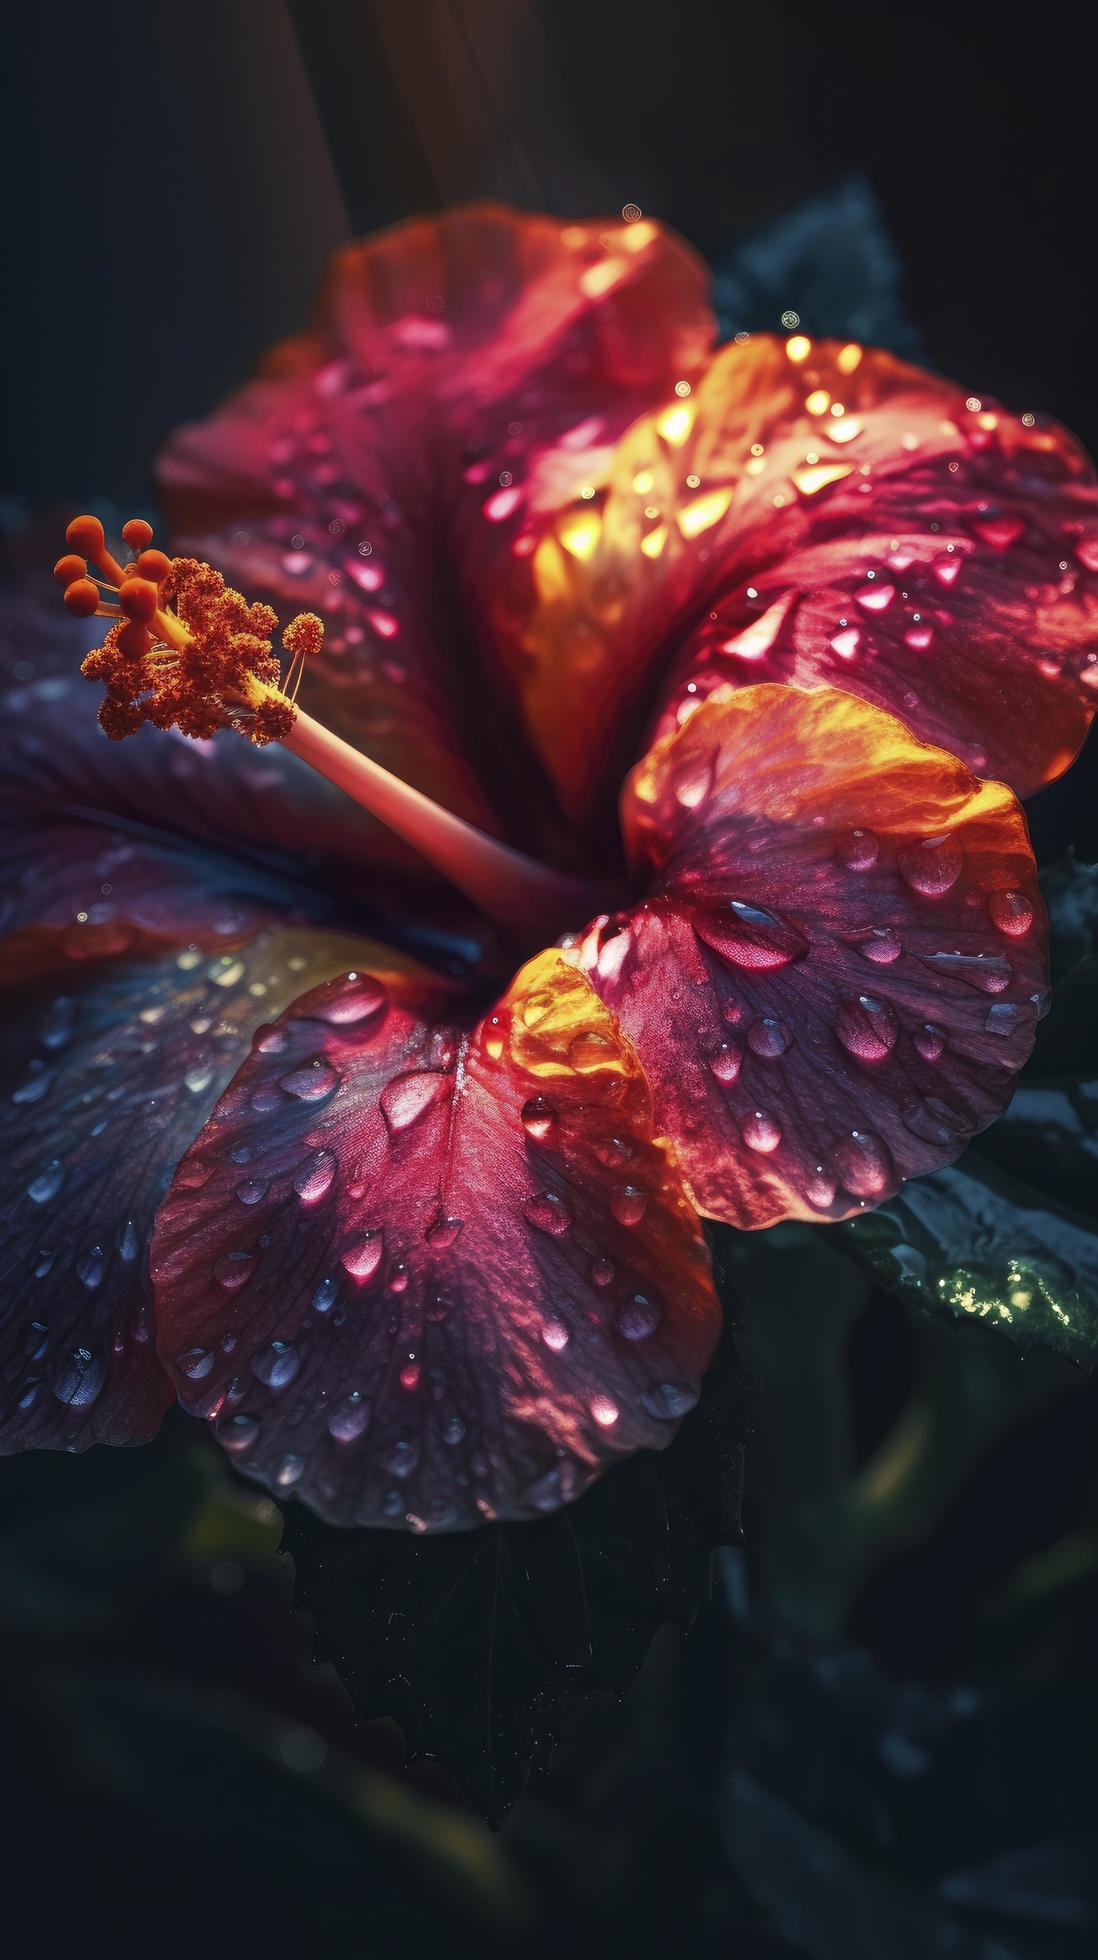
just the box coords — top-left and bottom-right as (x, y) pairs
(4, 205), (1096, 1532)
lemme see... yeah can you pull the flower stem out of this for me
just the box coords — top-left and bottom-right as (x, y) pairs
(282, 708), (598, 938)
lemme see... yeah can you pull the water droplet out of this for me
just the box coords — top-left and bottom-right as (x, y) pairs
(837, 827), (879, 871)
(921, 950), (1012, 993)
(913, 1023), (947, 1062)
(640, 1380), (699, 1421)
(27, 1160), (64, 1205)
(833, 1129), (893, 1198)
(220, 1411), (260, 1453)
(708, 1040), (743, 1084)
(315, 976), (387, 1026)
(526, 1467), (565, 1511)
(116, 1218), (139, 1262)
(208, 957), (246, 989)
(741, 1109), (781, 1153)
(443, 1413), (465, 1445)
(178, 1346), (216, 1380)
(312, 1275), (339, 1313)
(293, 1151), (337, 1203)
(275, 1453), (305, 1489)
(12, 1066), (53, 1105)
(898, 834), (964, 897)
(52, 1346), (105, 1408)
(184, 1065), (215, 1095)
(76, 1246), (106, 1289)
(984, 1000), (1025, 1037)
(236, 1176), (269, 1206)
(400, 1359), (421, 1391)
(860, 927), (903, 964)
(616, 1292), (662, 1340)
(41, 997), (76, 1050)
(855, 579), (896, 613)
(380, 1069), (448, 1132)
(611, 1184), (648, 1225)
(279, 1058), (340, 1101)
(341, 1233), (383, 1281)
(521, 1094), (558, 1141)
(591, 1394), (619, 1426)
(523, 1190), (572, 1236)
(425, 1215), (463, 1247)
(384, 1440), (420, 1479)
(252, 1340), (301, 1389)
(672, 751), (717, 809)
(329, 1393), (369, 1441)
(214, 1251), (256, 1290)
(988, 889), (1035, 937)
(835, 995), (899, 1062)
(903, 1096), (966, 1145)
(804, 1166), (838, 1210)
(747, 1016), (793, 1059)
(541, 1318), (570, 1350)
(589, 1256), (615, 1287)
(695, 901), (808, 973)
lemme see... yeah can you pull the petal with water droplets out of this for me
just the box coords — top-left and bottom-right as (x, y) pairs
(579, 685), (1047, 1228)
(153, 952), (718, 1529)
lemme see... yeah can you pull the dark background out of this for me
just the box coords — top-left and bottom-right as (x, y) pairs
(3, 5), (1097, 1955)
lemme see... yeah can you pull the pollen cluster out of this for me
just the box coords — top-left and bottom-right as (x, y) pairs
(55, 515), (323, 745)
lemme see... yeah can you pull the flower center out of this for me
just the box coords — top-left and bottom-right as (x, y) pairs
(56, 516), (603, 940)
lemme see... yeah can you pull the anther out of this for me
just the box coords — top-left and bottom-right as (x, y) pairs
(121, 518), (154, 551)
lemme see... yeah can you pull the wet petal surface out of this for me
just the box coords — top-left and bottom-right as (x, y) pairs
(161, 204), (712, 859)
(579, 685), (1048, 1228)
(153, 952), (719, 1529)
(517, 334), (1097, 814)
(0, 925), (381, 1451)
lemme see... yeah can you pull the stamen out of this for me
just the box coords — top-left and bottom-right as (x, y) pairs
(60, 515), (602, 936)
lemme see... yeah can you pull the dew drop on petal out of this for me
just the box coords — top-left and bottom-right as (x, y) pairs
(913, 1022), (947, 1062)
(589, 1256), (615, 1287)
(833, 1129), (893, 1198)
(922, 950), (1013, 993)
(747, 1016), (793, 1059)
(278, 1058), (340, 1101)
(741, 1109), (782, 1153)
(834, 995), (899, 1062)
(251, 1340), (301, 1389)
(220, 1411), (260, 1453)
(860, 927), (903, 965)
(985, 1000), (1026, 1037)
(236, 1177), (269, 1206)
(521, 1094), (558, 1141)
(315, 976), (387, 1026)
(640, 1381), (698, 1421)
(177, 1346), (216, 1380)
(988, 889), (1035, 937)
(312, 1275), (339, 1313)
(275, 1453), (305, 1489)
(384, 1440), (420, 1479)
(695, 900), (808, 973)
(591, 1394), (620, 1426)
(898, 834), (964, 897)
(611, 1184), (648, 1225)
(215, 1251), (256, 1290)
(52, 1346), (105, 1407)
(523, 1190), (572, 1236)
(380, 1069), (448, 1133)
(424, 1215), (463, 1248)
(804, 1166), (838, 1209)
(27, 1160), (64, 1204)
(837, 827), (879, 871)
(708, 1040), (743, 1084)
(903, 1096), (967, 1145)
(616, 1292), (662, 1340)
(293, 1150), (337, 1203)
(340, 1233), (383, 1281)
(541, 1318), (570, 1351)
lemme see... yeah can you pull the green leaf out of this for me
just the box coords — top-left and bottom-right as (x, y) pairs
(280, 1323), (745, 1826)
(843, 859), (1098, 1365)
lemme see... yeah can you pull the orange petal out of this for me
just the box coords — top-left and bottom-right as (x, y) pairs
(579, 685), (1048, 1229)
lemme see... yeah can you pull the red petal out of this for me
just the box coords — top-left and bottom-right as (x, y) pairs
(160, 205), (713, 853)
(152, 951), (719, 1529)
(517, 335), (1098, 813)
(579, 686), (1048, 1229)
(1, 924), (384, 1452)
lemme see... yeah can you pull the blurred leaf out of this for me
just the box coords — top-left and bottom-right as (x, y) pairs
(720, 1594), (1098, 1959)
(281, 1323), (745, 1826)
(843, 861), (1098, 1366)
(712, 173), (922, 356)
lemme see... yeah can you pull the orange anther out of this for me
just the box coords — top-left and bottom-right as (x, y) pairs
(119, 576), (160, 622)
(53, 553), (88, 588)
(66, 515), (107, 558)
(117, 619), (152, 659)
(64, 577), (103, 617)
(121, 518), (155, 550)
(135, 548), (173, 585)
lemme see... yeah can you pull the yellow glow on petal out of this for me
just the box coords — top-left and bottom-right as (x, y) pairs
(837, 343), (863, 374)
(676, 487), (733, 539)
(657, 402), (694, 446)
(632, 468), (655, 494)
(532, 535), (570, 603)
(785, 335), (812, 363)
(805, 388), (831, 415)
(580, 257), (627, 298)
(641, 525), (668, 558)
(792, 462), (854, 496)
(621, 220), (658, 250)
(827, 418), (863, 445)
(558, 510), (602, 560)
